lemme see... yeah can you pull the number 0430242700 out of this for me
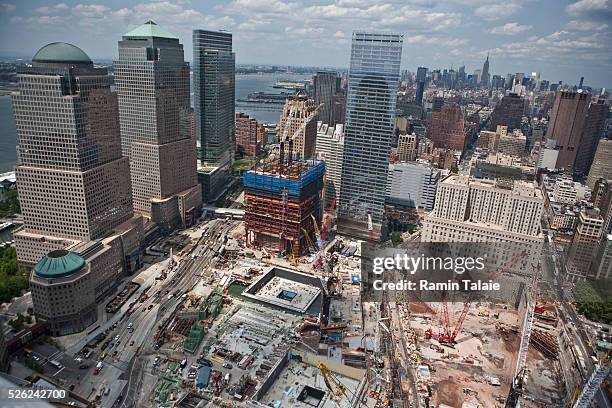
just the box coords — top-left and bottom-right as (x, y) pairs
(7, 388), (67, 399)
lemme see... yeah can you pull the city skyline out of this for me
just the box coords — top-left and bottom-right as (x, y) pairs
(0, 0), (610, 88)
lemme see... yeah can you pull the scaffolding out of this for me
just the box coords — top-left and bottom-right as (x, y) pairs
(243, 160), (325, 256)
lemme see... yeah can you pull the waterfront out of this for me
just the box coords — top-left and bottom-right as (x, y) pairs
(235, 72), (310, 123)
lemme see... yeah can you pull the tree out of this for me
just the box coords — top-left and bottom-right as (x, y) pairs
(390, 232), (403, 246)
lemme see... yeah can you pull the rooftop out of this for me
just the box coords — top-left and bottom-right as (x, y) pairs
(124, 20), (178, 40)
(34, 250), (86, 279)
(32, 42), (91, 64)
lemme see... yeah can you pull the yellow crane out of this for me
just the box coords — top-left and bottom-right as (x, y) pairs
(316, 363), (347, 402)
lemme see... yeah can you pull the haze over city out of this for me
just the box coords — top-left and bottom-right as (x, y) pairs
(0, 0), (611, 88)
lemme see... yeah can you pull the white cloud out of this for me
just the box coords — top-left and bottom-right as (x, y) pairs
(55, 3), (69, 10)
(489, 22), (532, 35)
(474, 3), (521, 20)
(224, 0), (297, 14)
(566, 0), (612, 17)
(564, 19), (609, 31)
(334, 30), (345, 39)
(73, 4), (109, 18)
(0, 2), (16, 12)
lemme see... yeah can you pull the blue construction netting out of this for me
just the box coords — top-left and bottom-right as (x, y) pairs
(243, 161), (325, 196)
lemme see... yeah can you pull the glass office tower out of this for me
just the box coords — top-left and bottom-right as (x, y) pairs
(193, 30), (235, 201)
(337, 32), (403, 240)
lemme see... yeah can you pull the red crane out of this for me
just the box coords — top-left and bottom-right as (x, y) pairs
(426, 249), (529, 345)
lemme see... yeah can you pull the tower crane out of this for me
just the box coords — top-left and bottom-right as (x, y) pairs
(316, 363), (347, 403)
(571, 350), (611, 408)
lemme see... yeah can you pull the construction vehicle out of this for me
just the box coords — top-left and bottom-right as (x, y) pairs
(316, 363), (347, 402)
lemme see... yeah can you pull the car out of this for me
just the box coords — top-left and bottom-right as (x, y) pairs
(115, 340), (121, 347)
(79, 364), (89, 369)
(222, 363), (233, 369)
(112, 351), (118, 357)
(114, 335), (120, 341)
(197, 358), (213, 367)
(32, 355), (41, 362)
(129, 340), (135, 346)
(148, 304), (154, 310)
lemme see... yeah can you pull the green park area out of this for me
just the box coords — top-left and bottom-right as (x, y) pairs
(575, 279), (612, 325)
(0, 246), (29, 304)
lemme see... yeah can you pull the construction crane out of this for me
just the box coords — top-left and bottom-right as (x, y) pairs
(572, 350), (611, 408)
(316, 363), (347, 403)
(506, 252), (541, 408)
(426, 250), (530, 345)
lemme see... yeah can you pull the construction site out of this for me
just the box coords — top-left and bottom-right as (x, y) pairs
(243, 160), (325, 257)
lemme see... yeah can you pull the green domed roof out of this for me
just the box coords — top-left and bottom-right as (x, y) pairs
(34, 250), (86, 279)
(32, 42), (91, 64)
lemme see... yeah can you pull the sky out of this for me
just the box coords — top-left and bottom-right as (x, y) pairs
(0, 0), (611, 88)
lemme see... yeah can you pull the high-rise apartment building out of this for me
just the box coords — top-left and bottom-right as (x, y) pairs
(13, 42), (144, 335)
(575, 99), (610, 176)
(567, 209), (604, 280)
(490, 93), (524, 131)
(397, 133), (418, 161)
(279, 93), (319, 159)
(337, 32), (403, 240)
(587, 139), (612, 189)
(313, 71), (338, 126)
(115, 21), (201, 229)
(316, 122), (344, 209)
(547, 90), (590, 170)
(427, 104), (466, 151)
(193, 30), (235, 202)
(235, 112), (264, 157)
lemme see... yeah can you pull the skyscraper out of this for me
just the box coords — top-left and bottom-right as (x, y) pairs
(481, 52), (490, 88)
(279, 93), (319, 160)
(316, 122), (344, 209)
(575, 98), (610, 176)
(415, 66), (427, 106)
(586, 139), (612, 188)
(193, 29), (235, 202)
(489, 93), (524, 131)
(567, 209), (604, 281)
(427, 104), (466, 151)
(13, 42), (143, 335)
(546, 90), (590, 170)
(337, 32), (403, 240)
(115, 21), (202, 229)
(313, 71), (338, 125)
